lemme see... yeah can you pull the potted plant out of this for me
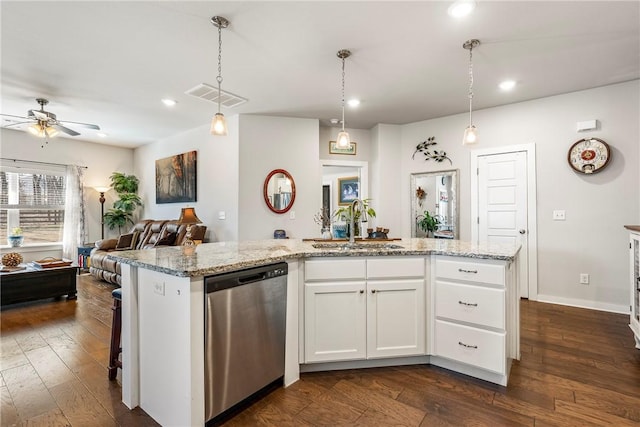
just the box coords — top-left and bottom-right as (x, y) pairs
(333, 199), (376, 238)
(7, 227), (24, 247)
(417, 210), (440, 237)
(103, 172), (142, 235)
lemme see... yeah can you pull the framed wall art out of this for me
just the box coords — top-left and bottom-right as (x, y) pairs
(155, 150), (197, 203)
(338, 176), (359, 205)
(329, 141), (357, 155)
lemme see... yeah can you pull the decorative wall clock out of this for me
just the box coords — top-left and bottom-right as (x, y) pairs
(567, 137), (610, 174)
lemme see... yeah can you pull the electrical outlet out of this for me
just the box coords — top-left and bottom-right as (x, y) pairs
(553, 210), (566, 221)
(218, 211), (226, 220)
(153, 282), (165, 295)
(289, 210), (296, 220)
(580, 273), (589, 285)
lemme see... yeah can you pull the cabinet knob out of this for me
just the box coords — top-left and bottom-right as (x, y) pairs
(519, 229), (526, 234)
(359, 289), (364, 294)
(371, 289), (376, 294)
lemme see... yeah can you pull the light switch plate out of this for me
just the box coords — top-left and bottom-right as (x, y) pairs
(553, 210), (566, 221)
(218, 211), (226, 220)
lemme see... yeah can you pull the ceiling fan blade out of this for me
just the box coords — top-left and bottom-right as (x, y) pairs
(52, 124), (80, 137)
(58, 120), (100, 130)
(0, 113), (31, 121)
(32, 110), (48, 120)
(3, 121), (33, 128)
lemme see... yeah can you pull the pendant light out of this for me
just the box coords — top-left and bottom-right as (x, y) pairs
(210, 16), (230, 136)
(336, 49), (351, 149)
(462, 39), (480, 145)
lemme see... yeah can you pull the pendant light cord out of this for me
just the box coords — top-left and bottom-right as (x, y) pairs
(468, 45), (474, 127)
(341, 56), (346, 132)
(217, 23), (223, 114)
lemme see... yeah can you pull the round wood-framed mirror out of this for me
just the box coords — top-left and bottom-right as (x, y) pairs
(263, 169), (296, 214)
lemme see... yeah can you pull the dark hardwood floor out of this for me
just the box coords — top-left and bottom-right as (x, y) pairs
(2, 274), (639, 426)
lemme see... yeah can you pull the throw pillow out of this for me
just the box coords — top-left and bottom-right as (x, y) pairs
(155, 231), (177, 247)
(115, 231), (140, 251)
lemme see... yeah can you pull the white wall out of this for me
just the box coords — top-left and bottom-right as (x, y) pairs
(371, 124), (402, 238)
(238, 115), (319, 240)
(386, 80), (639, 311)
(133, 118), (240, 242)
(0, 128), (134, 244)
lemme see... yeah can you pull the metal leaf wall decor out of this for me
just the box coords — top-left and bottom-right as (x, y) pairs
(412, 136), (452, 164)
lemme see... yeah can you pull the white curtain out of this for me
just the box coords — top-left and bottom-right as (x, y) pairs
(62, 165), (87, 260)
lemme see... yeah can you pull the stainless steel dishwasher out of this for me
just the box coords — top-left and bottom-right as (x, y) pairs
(204, 262), (287, 423)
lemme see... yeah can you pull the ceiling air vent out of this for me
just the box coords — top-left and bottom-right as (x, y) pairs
(185, 83), (248, 108)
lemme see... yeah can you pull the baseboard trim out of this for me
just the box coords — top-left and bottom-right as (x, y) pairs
(536, 294), (628, 315)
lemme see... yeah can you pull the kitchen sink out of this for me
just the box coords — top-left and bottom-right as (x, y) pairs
(311, 242), (404, 250)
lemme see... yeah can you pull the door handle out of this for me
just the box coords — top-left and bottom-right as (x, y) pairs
(519, 229), (526, 234)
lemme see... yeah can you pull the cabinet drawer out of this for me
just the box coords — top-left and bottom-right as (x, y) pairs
(305, 258), (366, 281)
(435, 257), (505, 286)
(435, 281), (505, 329)
(435, 319), (505, 374)
(367, 257), (424, 279)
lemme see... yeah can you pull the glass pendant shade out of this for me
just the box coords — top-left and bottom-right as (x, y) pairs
(336, 130), (351, 148)
(210, 112), (228, 136)
(28, 123), (59, 138)
(462, 125), (478, 145)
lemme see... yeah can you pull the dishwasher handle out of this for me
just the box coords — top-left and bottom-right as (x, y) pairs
(238, 272), (268, 284)
(205, 262), (288, 293)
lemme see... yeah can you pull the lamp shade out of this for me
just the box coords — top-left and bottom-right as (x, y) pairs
(94, 186), (110, 193)
(462, 125), (478, 145)
(178, 207), (202, 225)
(336, 130), (351, 148)
(210, 112), (228, 135)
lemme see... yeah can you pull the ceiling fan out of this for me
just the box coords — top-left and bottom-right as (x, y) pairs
(1, 98), (100, 139)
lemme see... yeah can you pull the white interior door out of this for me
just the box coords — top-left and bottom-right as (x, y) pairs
(477, 152), (529, 298)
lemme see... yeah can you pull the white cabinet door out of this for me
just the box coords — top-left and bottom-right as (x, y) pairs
(367, 279), (425, 359)
(304, 281), (366, 363)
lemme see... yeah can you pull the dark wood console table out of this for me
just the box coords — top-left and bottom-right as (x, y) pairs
(1, 265), (78, 306)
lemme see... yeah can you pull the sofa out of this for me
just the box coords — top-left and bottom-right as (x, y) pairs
(90, 219), (207, 285)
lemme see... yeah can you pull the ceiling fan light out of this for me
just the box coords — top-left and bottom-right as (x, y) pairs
(45, 126), (59, 138)
(210, 112), (228, 135)
(28, 123), (43, 137)
(463, 125), (478, 145)
(336, 130), (351, 148)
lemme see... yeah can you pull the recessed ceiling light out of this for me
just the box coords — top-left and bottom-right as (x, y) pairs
(499, 80), (517, 91)
(347, 99), (360, 107)
(97, 132), (108, 138)
(448, 0), (476, 18)
(161, 98), (177, 107)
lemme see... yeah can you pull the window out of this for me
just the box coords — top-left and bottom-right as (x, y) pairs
(0, 162), (66, 245)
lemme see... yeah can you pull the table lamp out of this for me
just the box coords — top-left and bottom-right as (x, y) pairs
(178, 207), (202, 248)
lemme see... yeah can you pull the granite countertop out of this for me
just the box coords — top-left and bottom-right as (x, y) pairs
(107, 238), (521, 278)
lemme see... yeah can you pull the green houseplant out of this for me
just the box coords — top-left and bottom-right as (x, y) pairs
(333, 199), (376, 238)
(417, 210), (440, 237)
(103, 172), (142, 235)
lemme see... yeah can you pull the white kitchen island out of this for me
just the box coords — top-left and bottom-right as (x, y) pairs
(109, 238), (520, 426)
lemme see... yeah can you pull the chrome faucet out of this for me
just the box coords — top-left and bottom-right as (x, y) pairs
(349, 198), (368, 245)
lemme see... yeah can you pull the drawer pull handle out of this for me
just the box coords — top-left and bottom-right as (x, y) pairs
(458, 341), (478, 349)
(458, 268), (478, 274)
(458, 300), (478, 307)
